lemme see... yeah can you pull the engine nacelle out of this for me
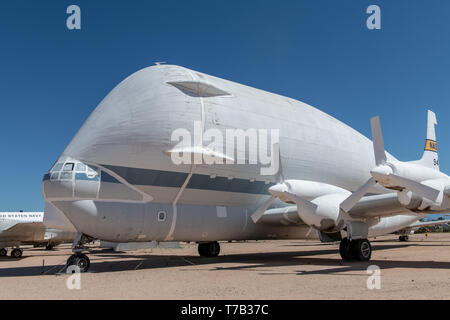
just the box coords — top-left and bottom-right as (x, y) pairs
(297, 193), (349, 232)
(445, 185), (450, 198)
(388, 161), (445, 184)
(420, 178), (450, 210)
(268, 180), (352, 232)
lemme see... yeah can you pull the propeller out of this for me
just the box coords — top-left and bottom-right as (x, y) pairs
(340, 116), (441, 213)
(251, 143), (285, 223)
(250, 196), (276, 223)
(340, 177), (375, 213)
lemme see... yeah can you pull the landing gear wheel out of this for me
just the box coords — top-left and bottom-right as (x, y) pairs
(351, 239), (372, 261)
(66, 253), (90, 273)
(339, 238), (353, 261)
(198, 242), (220, 257)
(10, 248), (23, 258)
(0, 248), (7, 256)
(45, 243), (54, 250)
(399, 235), (409, 242)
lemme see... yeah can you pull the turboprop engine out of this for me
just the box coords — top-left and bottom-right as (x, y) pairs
(403, 177), (450, 211)
(253, 179), (351, 232)
(340, 114), (449, 213)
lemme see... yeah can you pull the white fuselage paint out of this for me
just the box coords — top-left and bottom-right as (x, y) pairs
(42, 65), (425, 243)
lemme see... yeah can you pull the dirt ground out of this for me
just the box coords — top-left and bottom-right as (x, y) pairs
(0, 233), (449, 300)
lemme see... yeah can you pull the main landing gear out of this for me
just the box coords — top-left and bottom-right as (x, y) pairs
(339, 238), (372, 261)
(66, 233), (94, 273)
(399, 235), (409, 242)
(0, 248), (23, 258)
(10, 248), (23, 258)
(198, 241), (220, 257)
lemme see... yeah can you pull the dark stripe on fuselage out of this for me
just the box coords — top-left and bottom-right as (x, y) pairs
(102, 165), (274, 195)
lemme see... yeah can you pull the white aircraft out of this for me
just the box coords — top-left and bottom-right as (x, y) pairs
(395, 218), (450, 241)
(0, 210), (76, 258)
(42, 65), (450, 272)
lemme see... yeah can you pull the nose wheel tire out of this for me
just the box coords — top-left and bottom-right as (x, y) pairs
(10, 248), (23, 258)
(340, 238), (372, 261)
(198, 242), (220, 257)
(66, 253), (90, 273)
(399, 235), (409, 242)
(0, 248), (7, 257)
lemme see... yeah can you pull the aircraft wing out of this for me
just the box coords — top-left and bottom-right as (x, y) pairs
(408, 219), (450, 228)
(347, 193), (411, 218)
(255, 193), (410, 226)
(256, 205), (305, 226)
(0, 222), (47, 242)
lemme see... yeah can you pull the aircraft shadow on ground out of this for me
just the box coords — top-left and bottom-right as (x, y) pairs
(1, 242), (450, 277)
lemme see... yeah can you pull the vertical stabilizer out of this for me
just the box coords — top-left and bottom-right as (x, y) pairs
(415, 110), (439, 170)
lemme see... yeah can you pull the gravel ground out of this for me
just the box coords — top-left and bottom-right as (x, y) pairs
(0, 233), (449, 299)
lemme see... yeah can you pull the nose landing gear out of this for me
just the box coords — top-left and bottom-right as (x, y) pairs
(66, 233), (94, 273)
(66, 253), (90, 273)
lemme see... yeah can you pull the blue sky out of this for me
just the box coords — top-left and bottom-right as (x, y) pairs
(0, 0), (449, 211)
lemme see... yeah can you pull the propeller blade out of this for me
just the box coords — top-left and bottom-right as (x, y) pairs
(251, 196), (276, 223)
(370, 116), (387, 166)
(340, 177), (376, 212)
(389, 174), (441, 202)
(274, 142), (284, 183)
(305, 226), (314, 238)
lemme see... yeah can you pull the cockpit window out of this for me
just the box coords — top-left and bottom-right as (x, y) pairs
(63, 163), (74, 171)
(51, 163), (63, 172)
(75, 163), (87, 172)
(87, 165), (97, 173)
(50, 172), (60, 180)
(60, 171), (73, 180)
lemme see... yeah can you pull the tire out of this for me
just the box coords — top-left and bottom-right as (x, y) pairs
(351, 239), (372, 261)
(339, 238), (353, 261)
(198, 243), (206, 256)
(45, 244), (54, 250)
(206, 242), (220, 257)
(67, 254), (90, 273)
(11, 249), (23, 258)
(0, 248), (7, 257)
(198, 242), (220, 257)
